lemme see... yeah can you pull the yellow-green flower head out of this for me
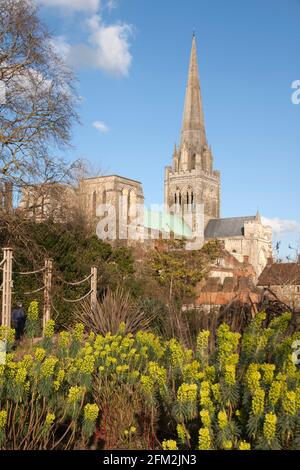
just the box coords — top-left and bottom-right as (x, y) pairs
(73, 323), (85, 342)
(268, 381), (282, 406)
(177, 423), (186, 442)
(148, 362), (167, 387)
(223, 440), (233, 450)
(82, 344), (93, 356)
(269, 312), (291, 333)
(200, 409), (211, 428)
(282, 391), (296, 416)
(168, 339), (184, 368)
(140, 375), (154, 395)
(130, 426), (136, 434)
(67, 386), (85, 403)
(34, 347), (46, 362)
(177, 383), (197, 404)
(57, 369), (65, 382)
(88, 332), (95, 343)
(226, 353), (239, 367)
(118, 322), (126, 334)
(284, 358), (297, 378)
(246, 365), (261, 394)
(251, 388), (265, 416)
(0, 326), (15, 344)
(296, 387), (300, 410)
(98, 366), (105, 373)
(182, 361), (203, 382)
(27, 301), (39, 321)
(239, 441), (251, 450)
(78, 355), (95, 375)
(204, 365), (216, 383)
(218, 410), (228, 430)
(197, 330), (210, 351)
(225, 364), (236, 385)
(84, 403), (99, 422)
(263, 413), (277, 440)
(217, 324), (241, 364)
(128, 348), (137, 357)
(105, 356), (117, 367)
(44, 320), (55, 338)
(15, 367), (27, 384)
(0, 410), (7, 429)
(260, 364), (275, 385)
(211, 383), (222, 404)
(198, 427), (211, 450)
(21, 354), (33, 369)
(111, 341), (120, 350)
(58, 331), (71, 349)
(40, 357), (58, 378)
(124, 429), (129, 436)
(162, 439), (178, 450)
(45, 413), (55, 427)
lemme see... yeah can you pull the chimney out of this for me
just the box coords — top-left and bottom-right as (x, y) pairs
(297, 255), (300, 265)
(267, 256), (273, 266)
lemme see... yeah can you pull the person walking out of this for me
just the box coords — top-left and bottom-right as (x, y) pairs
(11, 302), (26, 340)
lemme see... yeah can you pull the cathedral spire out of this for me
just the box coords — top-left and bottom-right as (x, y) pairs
(181, 34), (207, 150)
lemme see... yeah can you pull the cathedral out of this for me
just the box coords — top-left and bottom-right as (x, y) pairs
(20, 35), (272, 277)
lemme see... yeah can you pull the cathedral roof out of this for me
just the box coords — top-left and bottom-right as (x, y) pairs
(204, 216), (257, 238)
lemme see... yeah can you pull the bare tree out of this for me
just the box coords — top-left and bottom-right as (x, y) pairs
(0, 0), (79, 195)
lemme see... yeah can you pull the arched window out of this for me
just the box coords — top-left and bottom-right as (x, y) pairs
(179, 192), (182, 205)
(92, 191), (97, 216)
(174, 193), (177, 204)
(191, 153), (196, 170)
(186, 192), (189, 205)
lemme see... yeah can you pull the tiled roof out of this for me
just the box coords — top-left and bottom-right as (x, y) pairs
(258, 263), (300, 286)
(205, 216), (256, 239)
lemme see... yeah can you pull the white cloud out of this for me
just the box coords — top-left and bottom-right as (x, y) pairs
(38, 0), (101, 12)
(93, 121), (109, 133)
(106, 0), (117, 10)
(52, 15), (133, 76)
(262, 217), (300, 235)
(50, 35), (71, 58)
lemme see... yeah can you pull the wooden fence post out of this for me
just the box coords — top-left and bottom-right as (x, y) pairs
(90, 266), (97, 313)
(43, 258), (53, 334)
(1, 248), (13, 328)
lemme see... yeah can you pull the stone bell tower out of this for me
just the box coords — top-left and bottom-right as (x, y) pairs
(164, 34), (221, 233)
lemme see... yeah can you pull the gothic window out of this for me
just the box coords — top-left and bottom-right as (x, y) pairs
(92, 191), (97, 216)
(191, 191), (195, 211)
(102, 189), (107, 204)
(191, 153), (196, 170)
(179, 192), (182, 205)
(186, 192), (189, 205)
(174, 193), (177, 204)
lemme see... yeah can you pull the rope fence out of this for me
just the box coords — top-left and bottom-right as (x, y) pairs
(0, 248), (98, 336)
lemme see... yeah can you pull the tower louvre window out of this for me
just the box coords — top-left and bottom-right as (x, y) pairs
(191, 153), (196, 170)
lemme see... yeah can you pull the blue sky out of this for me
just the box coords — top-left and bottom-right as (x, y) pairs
(37, 0), (300, 258)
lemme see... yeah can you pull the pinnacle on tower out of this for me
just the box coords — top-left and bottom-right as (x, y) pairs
(181, 34), (207, 150)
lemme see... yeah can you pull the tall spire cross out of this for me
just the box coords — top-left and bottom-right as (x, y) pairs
(181, 35), (207, 150)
